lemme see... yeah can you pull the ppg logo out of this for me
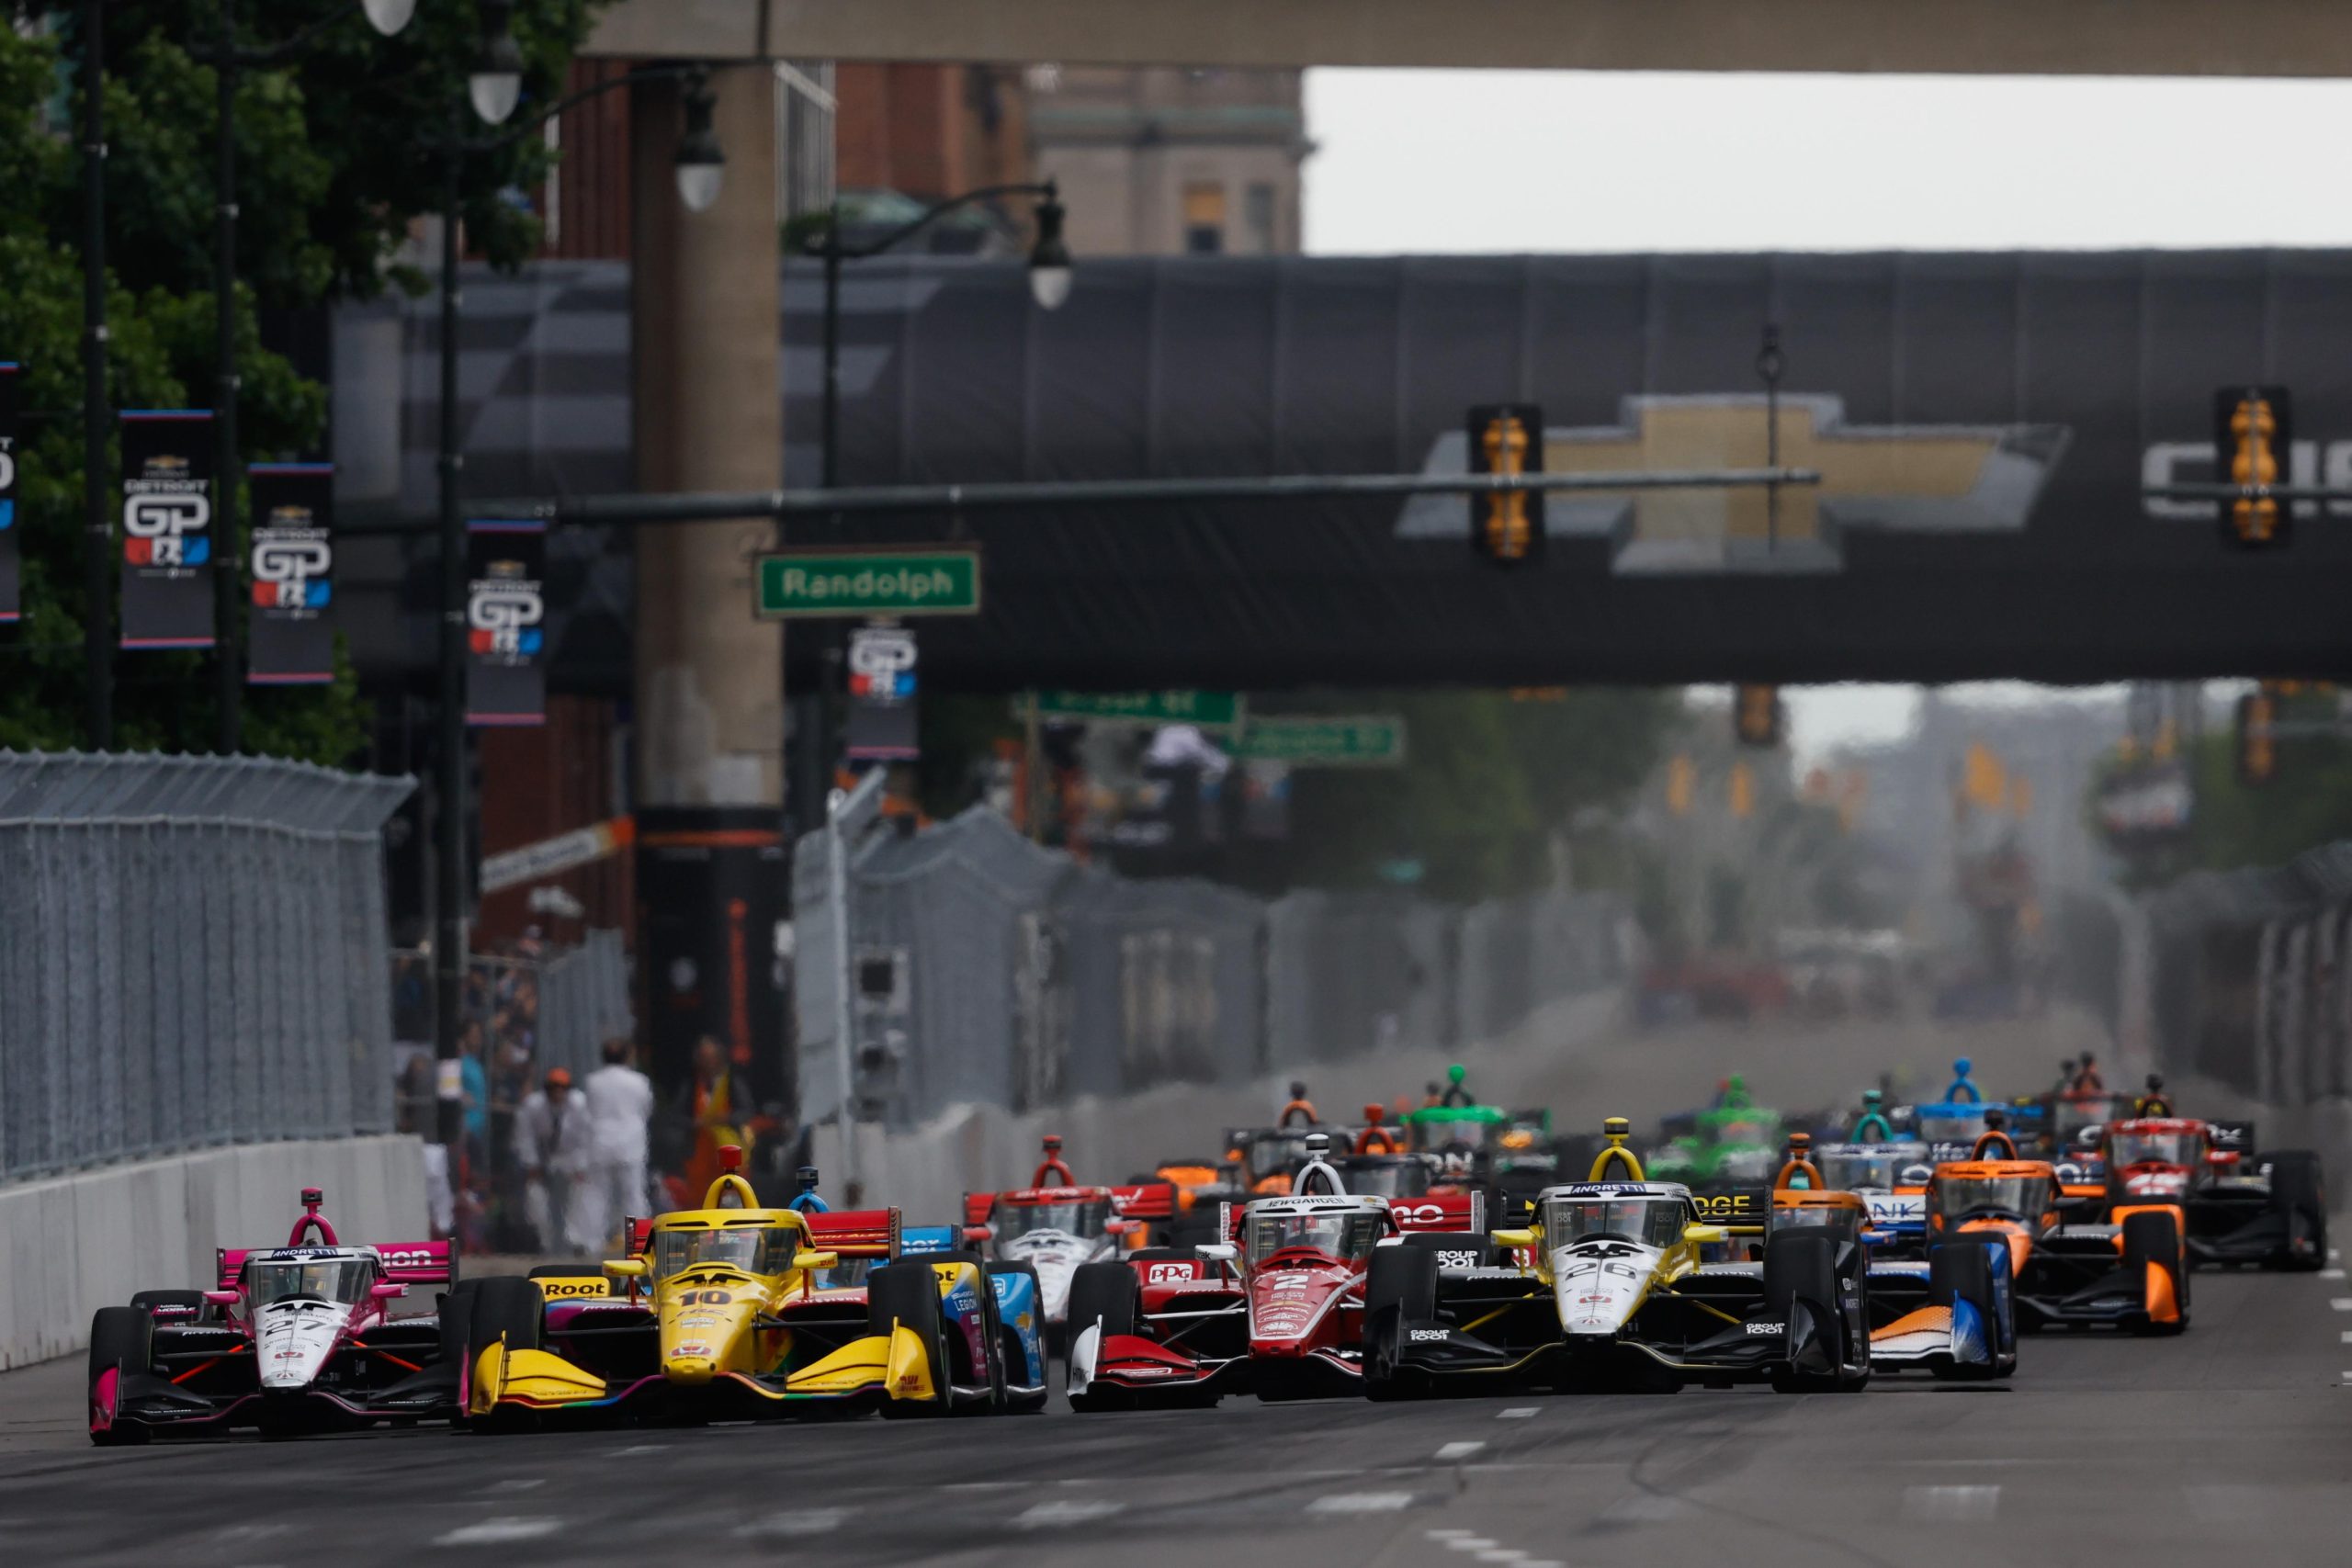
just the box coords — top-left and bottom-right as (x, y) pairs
(124, 494), (211, 567)
(468, 582), (544, 655)
(253, 538), (333, 608)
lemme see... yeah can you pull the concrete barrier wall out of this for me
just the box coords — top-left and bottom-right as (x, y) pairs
(0, 1135), (428, 1371)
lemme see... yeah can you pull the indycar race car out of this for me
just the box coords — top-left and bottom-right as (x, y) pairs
(2091, 1118), (2324, 1270)
(965, 1136), (1174, 1347)
(1807, 1138), (1934, 1257)
(1363, 1122), (1871, 1396)
(1925, 1156), (2188, 1335)
(464, 1151), (998, 1425)
(89, 1187), (459, 1444)
(1066, 1134), (1487, 1408)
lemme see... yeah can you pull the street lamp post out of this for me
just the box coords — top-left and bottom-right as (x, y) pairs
(78, 0), (109, 750)
(208, 0), (414, 758)
(427, 53), (726, 1146)
(797, 182), (1069, 808)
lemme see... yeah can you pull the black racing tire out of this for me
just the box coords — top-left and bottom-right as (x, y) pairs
(986, 1261), (1049, 1414)
(465, 1276), (545, 1363)
(88, 1306), (154, 1448)
(2265, 1151), (2327, 1272)
(1063, 1263), (1142, 1414)
(2122, 1211), (2189, 1337)
(526, 1261), (610, 1280)
(1362, 1244), (1440, 1402)
(1763, 1231), (1846, 1393)
(130, 1289), (210, 1322)
(437, 1280), (481, 1371)
(1926, 1241), (2001, 1381)
(868, 1260), (953, 1418)
(922, 1250), (1004, 1414)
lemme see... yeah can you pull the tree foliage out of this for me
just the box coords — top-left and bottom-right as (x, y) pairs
(0, 3), (604, 761)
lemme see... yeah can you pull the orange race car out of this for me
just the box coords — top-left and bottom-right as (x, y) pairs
(1924, 1155), (2188, 1336)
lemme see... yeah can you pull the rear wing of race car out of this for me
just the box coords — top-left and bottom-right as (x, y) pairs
(214, 1239), (457, 1292)
(2207, 1120), (2256, 1165)
(1386, 1190), (1486, 1235)
(1689, 1186), (1770, 1232)
(801, 1207), (902, 1261)
(962, 1192), (996, 1229)
(1109, 1182), (1176, 1222)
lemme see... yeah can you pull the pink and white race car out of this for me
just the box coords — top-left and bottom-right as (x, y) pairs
(88, 1187), (462, 1444)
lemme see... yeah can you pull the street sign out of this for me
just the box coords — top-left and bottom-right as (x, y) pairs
(1231, 715), (1408, 766)
(755, 548), (981, 618)
(1018, 689), (1245, 731)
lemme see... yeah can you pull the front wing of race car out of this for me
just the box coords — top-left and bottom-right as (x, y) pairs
(1066, 1274), (1253, 1406)
(94, 1316), (459, 1438)
(2011, 1224), (2186, 1332)
(1864, 1247), (2013, 1378)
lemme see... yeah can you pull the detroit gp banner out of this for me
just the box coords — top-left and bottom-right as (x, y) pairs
(0, 362), (19, 623)
(246, 463), (334, 683)
(465, 518), (546, 726)
(119, 409), (216, 649)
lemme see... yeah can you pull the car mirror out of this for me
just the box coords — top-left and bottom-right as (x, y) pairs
(369, 1281), (407, 1301)
(1488, 1228), (1536, 1250)
(1684, 1224), (1728, 1245)
(961, 1224), (994, 1246)
(603, 1258), (648, 1279)
(203, 1289), (239, 1308)
(1103, 1217), (1136, 1236)
(1194, 1242), (1238, 1264)
(792, 1250), (840, 1273)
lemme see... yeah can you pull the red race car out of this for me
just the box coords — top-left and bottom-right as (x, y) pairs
(1065, 1134), (1487, 1408)
(963, 1137), (1175, 1350)
(2087, 1116), (2326, 1270)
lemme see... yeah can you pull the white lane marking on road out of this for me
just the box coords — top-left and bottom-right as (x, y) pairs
(942, 1482), (1023, 1492)
(2322, 1269), (2346, 1280)
(1307, 1493), (1415, 1515)
(1015, 1500), (1125, 1529)
(2339, 1330), (2352, 1344)
(1426, 1530), (1481, 1541)
(612, 1444), (669, 1457)
(1903, 1485), (1999, 1522)
(2331, 1298), (2352, 1311)
(1474, 1551), (1527, 1564)
(1498, 1407), (1540, 1419)
(734, 1509), (844, 1537)
(434, 1518), (560, 1546)
(1436, 1441), (1486, 1461)
(478, 1479), (544, 1495)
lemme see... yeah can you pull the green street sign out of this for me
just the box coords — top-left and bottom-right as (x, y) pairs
(1231, 715), (1408, 766)
(755, 548), (981, 618)
(1019, 689), (1245, 731)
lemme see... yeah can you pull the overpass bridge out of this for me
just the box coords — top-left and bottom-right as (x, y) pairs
(360, 248), (2352, 692)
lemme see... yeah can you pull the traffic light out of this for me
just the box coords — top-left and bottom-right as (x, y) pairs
(2236, 689), (2278, 785)
(2215, 385), (2292, 547)
(1733, 683), (1781, 747)
(1468, 403), (1544, 565)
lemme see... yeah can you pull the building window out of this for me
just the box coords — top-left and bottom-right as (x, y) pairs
(1245, 182), (1276, 254)
(1183, 182), (1225, 254)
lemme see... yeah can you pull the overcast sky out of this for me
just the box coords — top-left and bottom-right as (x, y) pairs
(1301, 68), (2324, 754)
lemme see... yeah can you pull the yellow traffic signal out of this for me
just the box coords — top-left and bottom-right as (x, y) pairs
(1728, 761), (1754, 819)
(2217, 386), (2292, 547)
(1666, 754), (1695, 816)
(1734, 683), (1781, 748)
(1469, 403), (1544, 566)
(2237, 690), (2278, 785)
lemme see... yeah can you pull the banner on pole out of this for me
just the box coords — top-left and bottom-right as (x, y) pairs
(0, 362), (19, 623)
(465, 518), (547, 727)
(246, 463), (334, 684)
(120, 410), (216, 649)
(844, 622), (920, 762)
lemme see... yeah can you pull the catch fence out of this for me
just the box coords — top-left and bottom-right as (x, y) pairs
(796, 807), (1632, 1128)
(0, 751), (411, 1180)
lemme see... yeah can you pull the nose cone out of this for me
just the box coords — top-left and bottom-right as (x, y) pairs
(254, 1303), (344, 1390)
(665, 1355), (718, 1384)
(661, 1287), (756, 1382)
(1552, 1246), (1651, 1337)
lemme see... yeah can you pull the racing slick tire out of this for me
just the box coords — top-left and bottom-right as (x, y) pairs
(2263, 1151), (2327, 1272)
(2122, 1211), (2190, 1336)
(1064, 1262), (1142, 1413)
(463, 1277), (546, 1432)
(869, 1260), (955, 1418)
(1926, 1241), (2006, 1381)
(88, 1306), (154, 1447)
(1763, 1232), (1852, 1393)
(986, 1261), (1050, 1414)
(437, 1279), (481, 1370)
(1362, 1244), (1439, 1403)
(924, 1249), (1007, 1415)
(130, 1289), (212, 1323)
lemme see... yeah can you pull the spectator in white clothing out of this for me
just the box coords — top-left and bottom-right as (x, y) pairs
(576, 1038), (655, 1250)
(514, 1066), (592, 1254)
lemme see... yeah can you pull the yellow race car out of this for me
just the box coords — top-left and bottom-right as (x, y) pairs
(460, 1155), (971, 1426)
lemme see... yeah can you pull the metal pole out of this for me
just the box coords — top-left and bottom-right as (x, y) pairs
(820, 209), (841, 491)
(811, 214), (844, 805)
(825, 784), (856, 1199)
(213, 0), (242, 752)
(433, 141), (467, 1151)
(79, 0), (111, 750)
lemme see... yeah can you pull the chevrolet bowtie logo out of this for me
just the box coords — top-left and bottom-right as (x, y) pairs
(1400, 395), (2069, 573)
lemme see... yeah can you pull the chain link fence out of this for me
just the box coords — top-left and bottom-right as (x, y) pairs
(0, 751), (411, 1181)
(797, 807), (1634, 1128)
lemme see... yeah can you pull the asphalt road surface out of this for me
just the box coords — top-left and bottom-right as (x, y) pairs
(4, 1258), (2346, 1568)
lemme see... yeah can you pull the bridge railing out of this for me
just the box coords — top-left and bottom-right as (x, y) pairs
(0, 751), (412, 1182)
